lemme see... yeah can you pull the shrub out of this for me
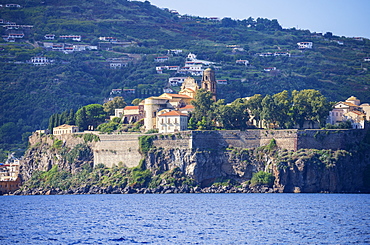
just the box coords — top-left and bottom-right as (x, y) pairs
(83, 133), (100, 143)
(251, 171), (274, 187)
(138, 135), (156, 154)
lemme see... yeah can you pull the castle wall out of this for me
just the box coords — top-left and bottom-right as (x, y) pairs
(93, 134), (144, 168)
(297, 129), (367, 150)
(90, 129), (367, 168)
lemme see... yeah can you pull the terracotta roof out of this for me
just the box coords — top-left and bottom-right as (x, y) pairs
(158, 110), (188, 117)
(124, 106), (139, 110)
(346, 110), (365, 116)
(181, 88), (195, 92)
(161, 93), (192, 99)
(180, 105), (195, 109)
(54, 124), (77, 129)
(342, 102), (359, 107)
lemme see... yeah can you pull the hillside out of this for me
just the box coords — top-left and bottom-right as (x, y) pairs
(1, 0), (370, 157)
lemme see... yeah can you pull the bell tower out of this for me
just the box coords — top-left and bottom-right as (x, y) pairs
(201, 68), (217, 100)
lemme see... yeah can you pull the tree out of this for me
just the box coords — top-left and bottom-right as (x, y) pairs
(272, 90), (293, 129)
(216, 98), (250, 130)
(103, 96), (126, 116)
(131, 98), (143, 106)
(191, 89), (215, 129)
(291, 89), (331, 129)
(221, 17), (237, 27)
(65, 109), (75, 125)
(246, 94), (263, 128)
(261, 95), (279, 129)
(76, 104), (106, 131)
(75, 106), (88, 131)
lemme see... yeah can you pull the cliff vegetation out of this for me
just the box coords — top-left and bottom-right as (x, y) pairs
(15, 133), (370, 195)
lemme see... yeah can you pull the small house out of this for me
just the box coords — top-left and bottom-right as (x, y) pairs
(53, 124), (79, 135)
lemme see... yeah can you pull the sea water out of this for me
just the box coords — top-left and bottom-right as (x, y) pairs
(0, 193), (369, 244)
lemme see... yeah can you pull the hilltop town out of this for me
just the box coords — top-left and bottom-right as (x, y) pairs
(1, 1), (370, 194)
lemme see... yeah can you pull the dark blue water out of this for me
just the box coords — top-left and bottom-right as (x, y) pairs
(0, 194), (369, 244)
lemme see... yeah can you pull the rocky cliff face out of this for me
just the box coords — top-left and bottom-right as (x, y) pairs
(18, 133), (370, 194)
(146, 146), (370, 193)
(20, 133), (94, 182)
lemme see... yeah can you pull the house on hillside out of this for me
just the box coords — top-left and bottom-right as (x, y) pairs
(264, 67), (276, 72)
(327, 96), (368, 129)
(5, 4), (21, 7)
(168, 77), (187, 86)
(30, 56), (50, 66)
(59, 35), (81, 42)
(154, 56), (169, 62)
(297, 42), (313, 49)
(0, 153), (21, 195)
(44, 34), (55, 40)
(53, 124), (79, 135)
(99, 37), (118, 42)
(236, 60), (249, 66)
(113, 105), (144, 124)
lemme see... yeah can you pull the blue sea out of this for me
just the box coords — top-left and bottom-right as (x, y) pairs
(0, 194), (369, 244)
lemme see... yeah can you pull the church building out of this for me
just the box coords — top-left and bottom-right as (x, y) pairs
(143, 68), (217, 132)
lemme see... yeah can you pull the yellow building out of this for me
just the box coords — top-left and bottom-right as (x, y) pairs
(53, 124), (79, 135)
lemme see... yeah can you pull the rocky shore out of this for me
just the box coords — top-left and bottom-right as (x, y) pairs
(12, 184), (276, 196)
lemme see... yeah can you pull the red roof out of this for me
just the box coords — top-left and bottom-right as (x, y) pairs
(124, 106), (139, 110)
(158, 110), (188, 117)
(180, 105), (195, 109)
(162, 93), (192, 99)
(347, 110), (365, 116)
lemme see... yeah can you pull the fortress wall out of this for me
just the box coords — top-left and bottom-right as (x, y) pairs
(214, 130), (261, 149)
(152, 135), (192, 149)
(90, 129), (367, 168)
(259, 130), (298, 151)
(93, 134), (143, 168)
(297, 129), (367, 150)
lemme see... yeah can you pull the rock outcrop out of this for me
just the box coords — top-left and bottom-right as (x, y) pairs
(15, 131), (370, 195)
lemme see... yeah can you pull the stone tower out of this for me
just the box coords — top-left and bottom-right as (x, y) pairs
(201, 68), (217, 100)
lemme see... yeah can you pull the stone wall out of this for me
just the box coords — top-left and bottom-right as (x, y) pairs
(149, 129), (365, 152)
(297, 129), (367, 150)
(78, 129), (367, 168)
(93, 134), (144, 168)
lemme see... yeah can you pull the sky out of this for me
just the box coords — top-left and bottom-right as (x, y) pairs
(149, 0), (370, 39)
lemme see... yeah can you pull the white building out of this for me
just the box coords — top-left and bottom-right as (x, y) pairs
(31, 57), (50, 66)
(53, 124), (79, 135)
(327, 96), (368, 129)
(168, 77), (187, 86)
(44, 34), (55, 40)
(59, 35), (81, 42)
(297, 42), (313, 49)
(154, 56), (169, 62)
(157, 110), (188, 133)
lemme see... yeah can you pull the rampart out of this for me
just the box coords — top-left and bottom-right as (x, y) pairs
(75, 129), (367, 167)
(151, 129), (367, 151)
(93, 134), (144, 168)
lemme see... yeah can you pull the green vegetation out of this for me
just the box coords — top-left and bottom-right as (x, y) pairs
(189, 89), (331, 130)
(1, 0), (370, 157)
(251, 171), (275, 187)
(21, 160), (195, 191)
(82, 133), (100, 143)
(138, 135), (157, 154)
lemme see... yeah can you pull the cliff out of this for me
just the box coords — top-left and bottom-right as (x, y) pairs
(145, 145), (370, 193)
(15, 130), (370, 194)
